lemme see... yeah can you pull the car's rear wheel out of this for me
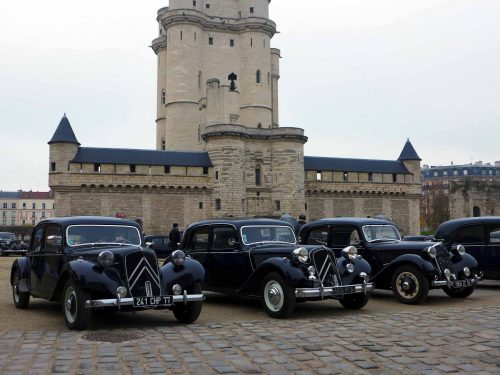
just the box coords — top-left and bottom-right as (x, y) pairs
(339, 293), (369, 310)
(172, 283), (203, 324)
(443, 285), (475, 298)
(12, 269), (30, 309)
(391, 265), (429, 304)
(260, 272), (296, 318)
(62, 279), (92, 330)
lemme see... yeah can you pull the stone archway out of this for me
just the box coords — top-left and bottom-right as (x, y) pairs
(473, 206), (481, 217)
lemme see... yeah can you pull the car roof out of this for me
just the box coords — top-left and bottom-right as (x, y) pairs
(38, 216), (140, 227)
(304, 217), (395, 227)
(435, 216), (500, 238)
(187, 218), (293, 230)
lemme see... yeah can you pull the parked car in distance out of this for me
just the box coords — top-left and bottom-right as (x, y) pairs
(299, 218), (481, 304)
(10, 216), (205, 330)
(0, 232), (27, 256)
(433, 217), (500, 280)
(178, 218), (374, 318)
(144, 235), (172, 258)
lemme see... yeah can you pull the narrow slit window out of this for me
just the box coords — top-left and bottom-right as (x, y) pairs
(215, 199), (221, 211)
(50, 162), (56, 172)
(209, 37), (213, 45)
(230, 39), (234, 47)
(255, 168), (261, 186)
(256, 69), (261, 83)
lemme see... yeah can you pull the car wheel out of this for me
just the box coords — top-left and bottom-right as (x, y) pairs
(443, 285), (475, 299)
(260, 272), (296, 318)
(62, 279), (92, 330)
(339, 293), (369, 310)
(12, 269), (30, 309)
(172, 283), (203, 324)
(391, 265), (429, 304)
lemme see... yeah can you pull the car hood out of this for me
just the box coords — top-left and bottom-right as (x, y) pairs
(369, 240), (440, 251)
(68, 245), (153, 259)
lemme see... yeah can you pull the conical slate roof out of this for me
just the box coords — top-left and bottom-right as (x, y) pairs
(398, 139), (421, 161)
(48, 114), (80, 145)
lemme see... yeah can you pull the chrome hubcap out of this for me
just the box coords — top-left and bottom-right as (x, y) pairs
(64, 287), (77, 324)
(264, 280), (284, 312)
(396, 272), (419, 298)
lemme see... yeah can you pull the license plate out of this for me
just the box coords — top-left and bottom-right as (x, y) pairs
(452, 279), (473, 288)
(133, 296), (172, 307)
(333, 286), (356, 294)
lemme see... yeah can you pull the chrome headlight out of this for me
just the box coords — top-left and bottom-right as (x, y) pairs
(342, 246), (358, 261)
(116, 286), (127, 298)
(98, 251), (114, 267)
(172, 284), (182, 295)
(171, 250), (186, 266)
(463, 267), (471, 277)
(455, 244), (466, 256)
(426, 246), (437, 259)
(346, 263), (355, 273)
(293, 247), (309, 264)
(444, 269), (452, 279)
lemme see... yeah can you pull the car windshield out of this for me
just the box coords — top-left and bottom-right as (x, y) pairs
(0, 233), (15, 241)
(240, 225), (296, 245)
(362, 225), (401, 242)
(66, 225), (141, 247)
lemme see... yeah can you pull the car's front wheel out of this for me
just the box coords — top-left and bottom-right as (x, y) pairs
(339, 293), (369, 310)
(260, 272), (296, 318)
(443, 285), (475, 298)
(62, 279), (92, 330)
(12, 269), (30, 309)
(391, 265), (429, 304)
(172, 283), (203, 324)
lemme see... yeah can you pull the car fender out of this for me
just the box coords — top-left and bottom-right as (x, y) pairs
(10, 257), (31, 292)
(238, 257), (307, 294)
(159, 258), (205, 294)
(337, 257), (372, 285)
(50, 260), (125, 302)
(451, 253), (479, 275)
(371, 254), (436, 287)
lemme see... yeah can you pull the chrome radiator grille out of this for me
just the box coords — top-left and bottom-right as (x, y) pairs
(125, 250), (161, 297)
(435, 247), (453, 272)
(312, 248), (341, 287)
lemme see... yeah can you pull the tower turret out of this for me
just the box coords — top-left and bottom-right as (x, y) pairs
(48, 114), (80, 185)
(398, 139), (422, 183)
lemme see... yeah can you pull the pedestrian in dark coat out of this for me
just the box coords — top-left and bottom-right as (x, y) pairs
(168, 223), (181, 251)
(294, 214), (307, 236)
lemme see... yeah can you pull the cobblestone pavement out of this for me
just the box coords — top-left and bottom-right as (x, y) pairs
(0, 305), (499, 375)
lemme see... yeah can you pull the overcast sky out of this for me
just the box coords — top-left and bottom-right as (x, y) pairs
(1, 0), (498, 192)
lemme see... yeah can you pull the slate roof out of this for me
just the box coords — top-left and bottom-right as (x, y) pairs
(71, 147), (213, 167)
(398, 139), (421, 161)
(48, 115), (80, 145)
(19, 191), (54, 199)
(304, 156), (410, 174)
(0, 191), (21, 199)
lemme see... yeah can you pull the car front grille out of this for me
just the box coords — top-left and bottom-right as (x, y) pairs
(124, 250), (161, 297)
(435, 246), (453, 273)
(311, 248), (341, 287)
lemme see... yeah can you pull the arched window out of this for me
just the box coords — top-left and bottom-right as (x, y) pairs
(256, 69), (261, 83)
(161, 89), (166, 105)
(255, 167), (261, 186)
(473, 206), (481, 217)
(257, 123), (262, 128)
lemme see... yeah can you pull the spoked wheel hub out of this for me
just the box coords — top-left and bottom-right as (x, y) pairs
(396, 272), (419, 298)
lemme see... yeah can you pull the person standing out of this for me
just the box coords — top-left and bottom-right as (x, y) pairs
(168, 223), (181, 251)
(294, 214), (307, 236)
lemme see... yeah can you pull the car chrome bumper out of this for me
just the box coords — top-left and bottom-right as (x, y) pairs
(84, 293), (205, 309)
(295, 282), (374, 299)
(431, 274), (481, 288)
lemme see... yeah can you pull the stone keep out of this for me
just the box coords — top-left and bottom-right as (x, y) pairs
(48, 0), (422, 235)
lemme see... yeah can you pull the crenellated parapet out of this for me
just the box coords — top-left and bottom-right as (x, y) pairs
(202, 124), (308, 143)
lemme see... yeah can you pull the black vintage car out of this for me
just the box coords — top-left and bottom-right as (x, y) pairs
(433, 217), (500, 280)
(10, 216), (205, 330)
(177, 218), (374, 318)
(144, 234), (172, 258)
(299, 218), (481, 304)
(0, 232), (27, 256)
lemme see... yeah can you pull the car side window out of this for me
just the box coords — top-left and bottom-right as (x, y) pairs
(152, 237), (163, 245)
(455, 225), (485, 244)
(306, 226), (329, 245)
(212, 226), (238, 251)
(487, 226), (500, 244)
(31, 226), (44, 253)
(190, 226), (210, 251)
(44, 225), (63, 254)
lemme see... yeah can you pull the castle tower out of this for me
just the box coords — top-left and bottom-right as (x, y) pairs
(152, 0), (279, 151)
(48, 114), (80, 176)
(398, 139), (422, 184)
